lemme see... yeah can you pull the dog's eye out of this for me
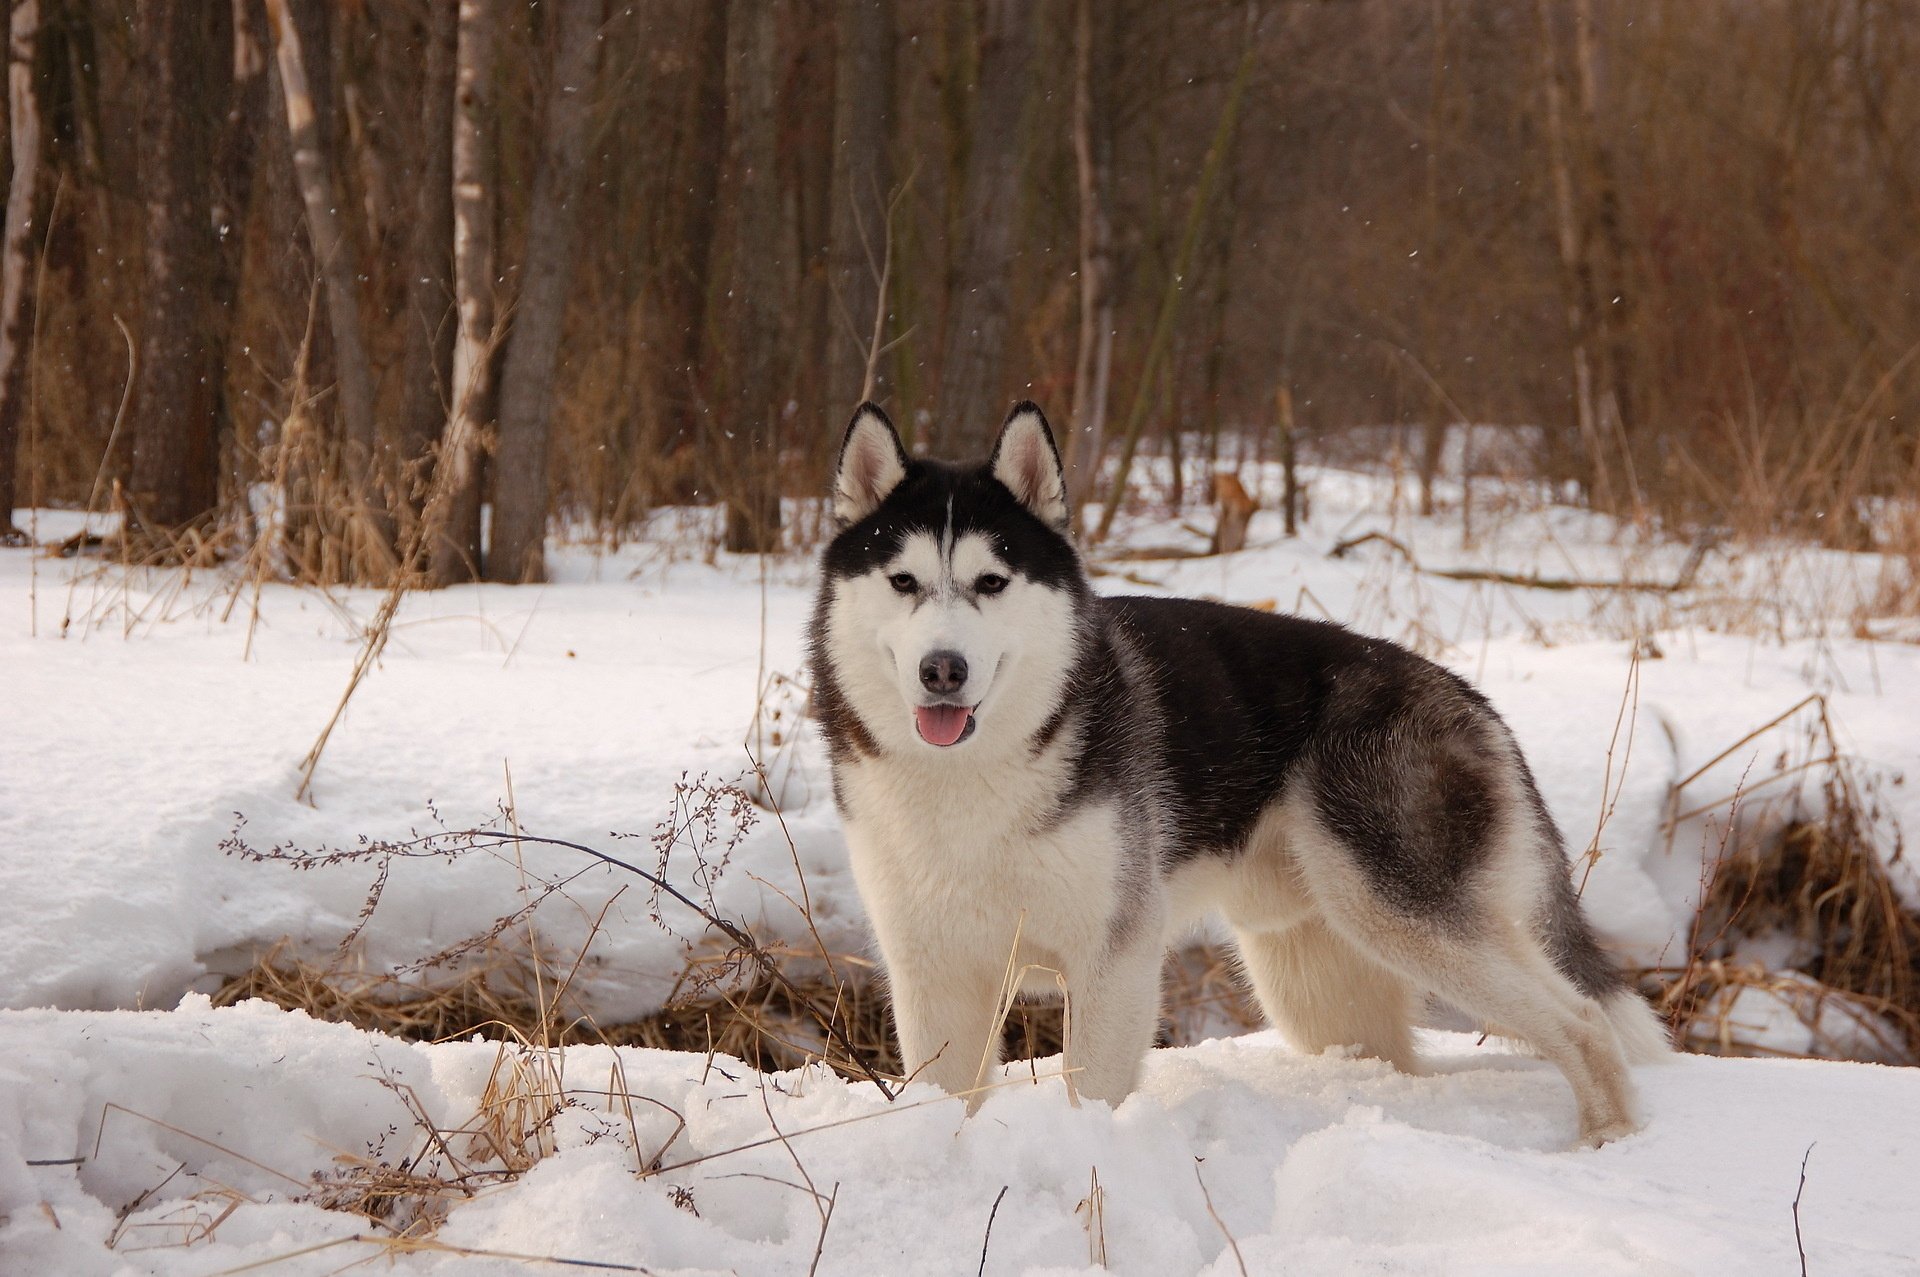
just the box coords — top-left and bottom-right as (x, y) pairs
(888, 572), (918, 594)
(975, 574), (1009, 596)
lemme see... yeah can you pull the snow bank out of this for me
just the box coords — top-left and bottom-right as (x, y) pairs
(3, 997), (1915, 1275)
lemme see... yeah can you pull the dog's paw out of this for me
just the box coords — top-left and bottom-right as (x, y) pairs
(1577, 1115), (1641, 1149)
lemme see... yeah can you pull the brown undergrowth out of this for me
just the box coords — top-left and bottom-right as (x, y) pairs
(1645, 696), (1919, 1064)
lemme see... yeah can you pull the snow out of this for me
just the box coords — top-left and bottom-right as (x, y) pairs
(4, 467), (1918, 1273)
(5, 998), (1917, 1274)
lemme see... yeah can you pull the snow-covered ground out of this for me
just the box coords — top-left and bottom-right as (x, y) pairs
(4, 465), (1917, 1273)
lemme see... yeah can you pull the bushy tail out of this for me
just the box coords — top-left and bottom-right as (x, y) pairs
(1602, 986), (1673, 1064)
(1540, 868), (1673, 1064)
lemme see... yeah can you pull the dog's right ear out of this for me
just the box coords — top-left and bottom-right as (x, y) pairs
(833, 403), (910, 526)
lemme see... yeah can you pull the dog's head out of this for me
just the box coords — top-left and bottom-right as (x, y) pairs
(813, 401), (1086, 759)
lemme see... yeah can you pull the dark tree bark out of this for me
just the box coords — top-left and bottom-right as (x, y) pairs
(792, 0), (836, 458)
(209, 0), (270, 503)
(398, 0), (457, 526)
(0, 0), (46, 541)
(715, 0), (786, 553)
(653, 0), (727, 474)
(427, 0), (498, 586)
(936, 0), (1033, 456)
(1063, 0), (1114, 514)
(267, 0), (392, 578)
(486, 0), (606, 584)
(128, 0), (232, 532)
(825, 0), (895, 418)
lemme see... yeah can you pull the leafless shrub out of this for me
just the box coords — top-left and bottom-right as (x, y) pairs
(1646, 698), (1918, 1064)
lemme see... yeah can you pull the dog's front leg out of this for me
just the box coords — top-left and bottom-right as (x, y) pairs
(885, 955), (1003, 1105)
(1062, 933), (1166, 1106)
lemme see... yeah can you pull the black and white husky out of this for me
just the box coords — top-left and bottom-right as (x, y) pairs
(809, 401), (1668, 1146)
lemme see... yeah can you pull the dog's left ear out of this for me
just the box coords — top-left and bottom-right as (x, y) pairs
(833, 403), (910, 525)
(989, 402), (1069, 532)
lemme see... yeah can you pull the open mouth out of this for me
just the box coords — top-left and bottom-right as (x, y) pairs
(913, 703), (976, 747)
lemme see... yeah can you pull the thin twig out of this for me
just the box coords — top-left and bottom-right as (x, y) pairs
(1195, 1158), (1248, 1277)
(1793, 1141), (1815, 1277)
(978, 1184), (1010, 1277)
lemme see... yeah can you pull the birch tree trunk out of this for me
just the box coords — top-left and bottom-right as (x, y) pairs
(1064, 0), (1114, 516)
(266, 0), (393, 578)
(825, 0), (895, 416)
(428, 0), (498, 585)
(128, 0), (231, 533)
(0, 0), (45, 541)
(486, 0), (605, 584)
(716, 0), (785, 554)
(399, 0), (457, 528)
(936, 0), (1033, 455)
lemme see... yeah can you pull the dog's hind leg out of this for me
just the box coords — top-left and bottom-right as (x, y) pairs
(1408, 933), (1640, 1147)
(1297, 842), (1642, 1146)
(1233, 917), (1417, 1073)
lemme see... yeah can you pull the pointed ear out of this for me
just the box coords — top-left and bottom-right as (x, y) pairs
(989, 402), (1068, 531)
(833, 403), (910, 525)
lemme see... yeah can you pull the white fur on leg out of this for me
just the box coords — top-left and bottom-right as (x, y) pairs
(1062, 933), (1167, 1105)
(885, 956), (1003, 1103)
(1233, 918), (1417, 1072)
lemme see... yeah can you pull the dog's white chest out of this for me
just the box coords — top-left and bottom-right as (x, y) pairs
(835, 750), (1127, 970)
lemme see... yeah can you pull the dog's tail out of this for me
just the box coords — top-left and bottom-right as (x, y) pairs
(1541, 867), (1673, 1064)
(1599, 985), (1673, 1064)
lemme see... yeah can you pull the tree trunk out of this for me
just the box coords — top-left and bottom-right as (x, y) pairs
(716, 0), (785, 554)
(0, 0), (46, 541)
(266, 0), (392, 579)
(1572, 0), (1642, 514)
(210, 0), (270, 514)
(428, 0), (498, 586)
(1094, 20), (1256, 543)
(1063, 0), (1114, 516)
(398, 0), (457, 530)
(486, 0), (604, 584)
(935, 0), (1032, 456)
(1536, 0), (1611, 512)
(792, 0), (836, 468)
(652, 0), (727, 481)
(825, 0), (895, 417)
(128, 0), (232, 533)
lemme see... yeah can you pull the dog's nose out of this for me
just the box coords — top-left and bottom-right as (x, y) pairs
(918, 650), (968, 695)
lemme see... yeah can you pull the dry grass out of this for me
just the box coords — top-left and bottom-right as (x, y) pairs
(212, 937), (1262, 1083)
(1646, 697), (1919, 1065)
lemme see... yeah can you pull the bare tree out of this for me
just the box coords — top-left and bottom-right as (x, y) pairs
(650, 1), (728, 481)
(127, 0), (231, 534)
(1063, 0), (1115, 515)
(1537, 0), (1611, 512)
(935, 0), (1033, 455)
(265, 0), (392, 577)
(398, 0), (458, 526)
(714, 0), (786, 553)
(487, 0), (606, 584)
(825, 0), (896, 418)
(428, 0), (499, 586)
(209, 0), (270, 503)
(0, 0), (46, 542)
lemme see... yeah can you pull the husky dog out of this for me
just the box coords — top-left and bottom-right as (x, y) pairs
(809, 401), (1668, 1146)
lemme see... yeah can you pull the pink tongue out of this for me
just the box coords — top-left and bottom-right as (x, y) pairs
(914, 704), (973, 747)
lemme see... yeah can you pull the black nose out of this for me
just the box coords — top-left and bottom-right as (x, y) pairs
(919, 650), (968, 695)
